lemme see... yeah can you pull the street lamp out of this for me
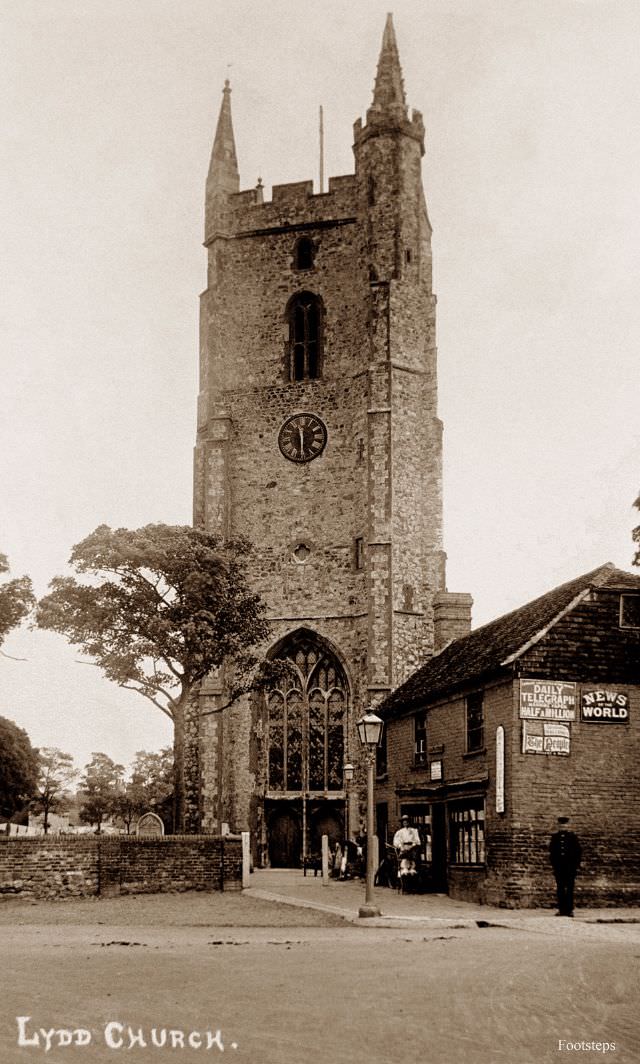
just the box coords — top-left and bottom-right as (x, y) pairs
(343, 762), (354, 843)
(356, 711), (384, 918)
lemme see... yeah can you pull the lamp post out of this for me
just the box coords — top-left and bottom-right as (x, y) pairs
(343, 762), (354, 843)
(356, 711), (384, 918)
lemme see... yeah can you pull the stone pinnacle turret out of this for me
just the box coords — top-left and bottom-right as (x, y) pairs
(368, 13), (407, 122)
(205, 80), (240, 240)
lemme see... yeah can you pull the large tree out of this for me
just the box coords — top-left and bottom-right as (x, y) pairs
(36, 524), (288, 830)
(79, 752), (124, 832)
(0, 553), (34, 650)
(0, 715), (39, 820)
(114, 748), (173, 834)
(31, 747), (77, 834)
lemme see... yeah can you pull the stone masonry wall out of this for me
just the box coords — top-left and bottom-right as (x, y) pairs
(192, 55), (448, 842)
(0, 836), (242, 900)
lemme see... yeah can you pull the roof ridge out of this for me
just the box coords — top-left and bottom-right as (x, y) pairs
(379, 561), (636, 718)
(458, 563), (617, 643)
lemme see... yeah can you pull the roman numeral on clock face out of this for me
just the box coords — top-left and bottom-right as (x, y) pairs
(278, 413), (327, 463)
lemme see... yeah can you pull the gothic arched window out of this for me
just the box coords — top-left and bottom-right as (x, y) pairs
(286, 291), (322, 382)
(267, 632), (347, 793)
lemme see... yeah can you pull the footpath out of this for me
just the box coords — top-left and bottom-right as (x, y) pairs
(245, 868), (640, 930)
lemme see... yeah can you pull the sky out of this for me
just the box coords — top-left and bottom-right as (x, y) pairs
(1, 0), (639, 774)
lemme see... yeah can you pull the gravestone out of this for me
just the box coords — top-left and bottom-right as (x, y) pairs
(136, 812), (164, 836)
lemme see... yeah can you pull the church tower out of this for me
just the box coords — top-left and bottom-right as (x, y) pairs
(192, 16), (454, 863)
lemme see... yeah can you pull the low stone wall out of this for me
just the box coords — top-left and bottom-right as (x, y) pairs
(0, 835), (242, 900)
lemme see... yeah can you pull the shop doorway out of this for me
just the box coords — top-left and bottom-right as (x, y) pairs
(431, 803), (448, 892)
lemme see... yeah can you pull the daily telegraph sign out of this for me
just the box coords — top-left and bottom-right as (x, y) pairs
(519, 680), (576, 721)
(581, 690), (629, 723)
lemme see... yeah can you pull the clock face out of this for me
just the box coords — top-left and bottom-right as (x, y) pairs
(278, 413), (327, 463)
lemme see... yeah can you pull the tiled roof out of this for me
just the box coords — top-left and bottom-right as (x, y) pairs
(380, 563), (640, 719)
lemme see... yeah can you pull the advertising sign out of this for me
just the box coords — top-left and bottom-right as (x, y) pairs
(581, 690), (629, 723)
(522, 720), (570, 756)
(495, 726), (505, 813)
(519, 679), (576, 720)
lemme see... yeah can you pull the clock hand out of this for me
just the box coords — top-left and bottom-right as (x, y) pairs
(298, 425), (304, 457)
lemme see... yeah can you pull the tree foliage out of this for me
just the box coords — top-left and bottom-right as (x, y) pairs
(36, 524), (289, 829)
(0, 715), (39, 819)
(31, 748), (77, 834)
(79, 752), (124, 831)
(633, 491), (640, 568)
(0, 553), (35, 648)
(113, 748), (173, 834)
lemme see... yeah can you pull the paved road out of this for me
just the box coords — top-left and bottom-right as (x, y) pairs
(0, 896), (638, 1064)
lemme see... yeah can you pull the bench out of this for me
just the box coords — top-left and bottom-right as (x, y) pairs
(302, 854), (322, 877)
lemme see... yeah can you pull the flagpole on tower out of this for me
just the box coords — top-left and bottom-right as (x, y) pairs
(319, 105), (324, 193)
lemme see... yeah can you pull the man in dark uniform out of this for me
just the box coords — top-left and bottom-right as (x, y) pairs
(549, 816), (582, 916)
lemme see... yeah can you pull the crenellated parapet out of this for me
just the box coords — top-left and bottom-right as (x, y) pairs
(206, 174), (358, 242)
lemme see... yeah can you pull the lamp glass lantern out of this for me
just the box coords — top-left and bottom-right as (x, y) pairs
(355, 710), (384, 917)
(343, 762), (354, 783)
(356, 711), (384, 749)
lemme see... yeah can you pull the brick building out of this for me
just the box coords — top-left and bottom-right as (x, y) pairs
(376, 564), (640, 907)
(189, 16), (468, 863)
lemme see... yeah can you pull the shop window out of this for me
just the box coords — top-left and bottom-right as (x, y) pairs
(450, 801), (485, 864)
(620, 594), (640, 629)
(414, 711), (427, 766)
(466, 691), (484, 753)
(286, 291), (323, 382)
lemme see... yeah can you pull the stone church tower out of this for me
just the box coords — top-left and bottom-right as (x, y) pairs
(191, 16), (468, 862)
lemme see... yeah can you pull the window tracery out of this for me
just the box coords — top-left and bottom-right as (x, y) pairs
(286, 292), (322, 381)
(267, 632), (347, 793)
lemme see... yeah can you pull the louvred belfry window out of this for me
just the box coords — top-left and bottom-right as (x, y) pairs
(287, 292), (322, 382)
(267, 632), (347, 793)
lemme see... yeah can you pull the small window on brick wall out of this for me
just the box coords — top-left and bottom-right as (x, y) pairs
(466, 691), (484, 753)
(620, 593), (640, 629)
(414, 712), (427, 766)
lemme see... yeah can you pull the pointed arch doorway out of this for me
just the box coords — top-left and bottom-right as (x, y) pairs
(263, 630), (349, 867)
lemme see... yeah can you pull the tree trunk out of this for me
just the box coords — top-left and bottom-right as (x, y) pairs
(173, 702), (186, 834)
